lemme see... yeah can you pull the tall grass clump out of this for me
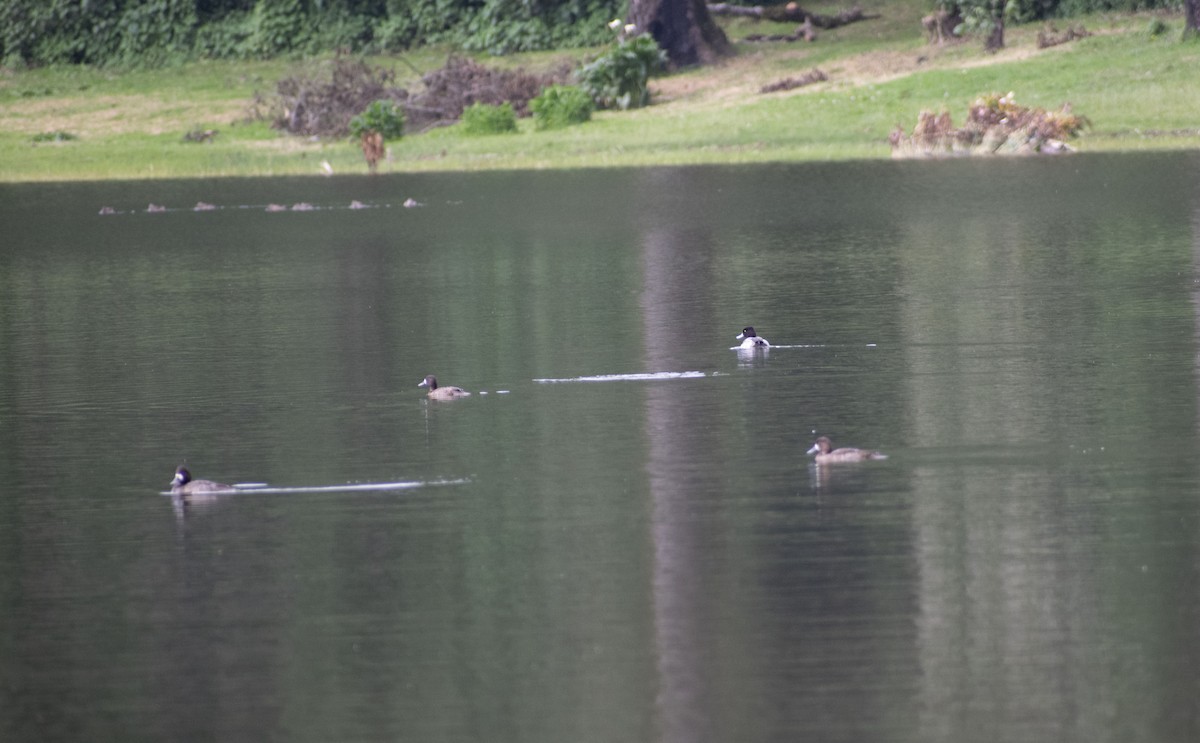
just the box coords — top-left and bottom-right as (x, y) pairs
(460, 102), (519, 134)
(530, 85), (593, 129)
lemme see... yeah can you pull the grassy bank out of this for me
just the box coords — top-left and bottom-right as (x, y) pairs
(1, 1), (1198, 182)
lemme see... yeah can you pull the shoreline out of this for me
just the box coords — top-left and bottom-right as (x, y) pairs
(2, 7), (1198, 184)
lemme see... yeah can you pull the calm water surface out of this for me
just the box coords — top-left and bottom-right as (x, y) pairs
(2, 153), (1199, 742)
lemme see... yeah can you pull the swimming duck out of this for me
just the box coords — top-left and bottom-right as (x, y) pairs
(806, 436), (887, 464)
(171, 466), (232, 494)
(419, 375), (471, 400)
(736, 326), (770, 349)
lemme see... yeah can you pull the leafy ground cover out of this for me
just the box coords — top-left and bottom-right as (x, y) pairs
(0, 1), (1196, 182)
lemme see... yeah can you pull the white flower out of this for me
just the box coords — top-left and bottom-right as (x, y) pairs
(624, 23), (638, 35)
(608, 18), (623, 30)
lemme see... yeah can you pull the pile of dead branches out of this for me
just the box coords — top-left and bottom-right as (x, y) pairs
(411, 56), (570, 130)
(266, 56), (401, 137)
(259, 55), (571, 137)
(890, 93), (1090, 158)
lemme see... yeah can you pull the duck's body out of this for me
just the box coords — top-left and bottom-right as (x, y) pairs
(736, 326), (770, 349)
(806, 436), (887, 464)
(419, 375), (470, 400)
(171, 466), (233, 494)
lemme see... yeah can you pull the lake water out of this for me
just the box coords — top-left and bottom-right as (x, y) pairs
(2, 153), (1199, 742)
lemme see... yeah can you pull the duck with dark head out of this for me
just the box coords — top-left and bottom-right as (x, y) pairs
(419, 375), (471, 400)
(736, 326), (770, 349)
(170, 466), (232, 494)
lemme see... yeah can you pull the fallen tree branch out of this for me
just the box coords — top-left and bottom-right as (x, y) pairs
(746, 18), (818, 43)
(708, 3), (878, 28)
(708, 2), (764, 16)
(809, 7), (877, 28)
(1036, 25), (1091, 49)
(760, 69), (828, 93)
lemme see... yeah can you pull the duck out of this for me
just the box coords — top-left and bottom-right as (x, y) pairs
(419, 375), (471, 400)
(170, 465), (233, 494)
(736, 326), (770, 349)
(806, 436), (887, 464)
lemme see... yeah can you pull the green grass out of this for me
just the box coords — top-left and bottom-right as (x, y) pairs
(1, 3), (1198, 181)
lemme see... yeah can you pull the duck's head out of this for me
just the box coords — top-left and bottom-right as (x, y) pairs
(418, 375), (438, 390)
(806, 437), (833, 455)
(737, 326), (759, 340)
(172, 466), (192, 487)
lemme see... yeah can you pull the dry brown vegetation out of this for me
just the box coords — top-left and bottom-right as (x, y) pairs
(890, 92), (1091, 157)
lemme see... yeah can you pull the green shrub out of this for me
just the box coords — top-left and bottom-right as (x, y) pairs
(460, 102), (519, 135)
(192, 10), (254, 59)
(114, 0), (197, 67)
(577, 34), (667, 110)
(349, 100), (405, 140)
(0, 0), (625, 67)
(530, 85), (594, 129)
(249, 0), (311, 57)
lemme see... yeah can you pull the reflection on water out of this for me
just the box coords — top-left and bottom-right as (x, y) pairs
(1, 153), (1199, 743)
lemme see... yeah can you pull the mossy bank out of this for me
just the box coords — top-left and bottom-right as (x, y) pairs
(1, 2), (1197, 183)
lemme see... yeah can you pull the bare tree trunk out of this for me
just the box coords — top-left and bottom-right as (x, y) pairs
(1186, 0), (1199, 36)
(922, 8), (963, 44)
(985, 16), (1004, 51)
(630, 0), (734, 68)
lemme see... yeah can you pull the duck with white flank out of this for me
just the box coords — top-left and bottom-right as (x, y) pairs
(736, 326), (770, 349)
(806, 436), (887, 464)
